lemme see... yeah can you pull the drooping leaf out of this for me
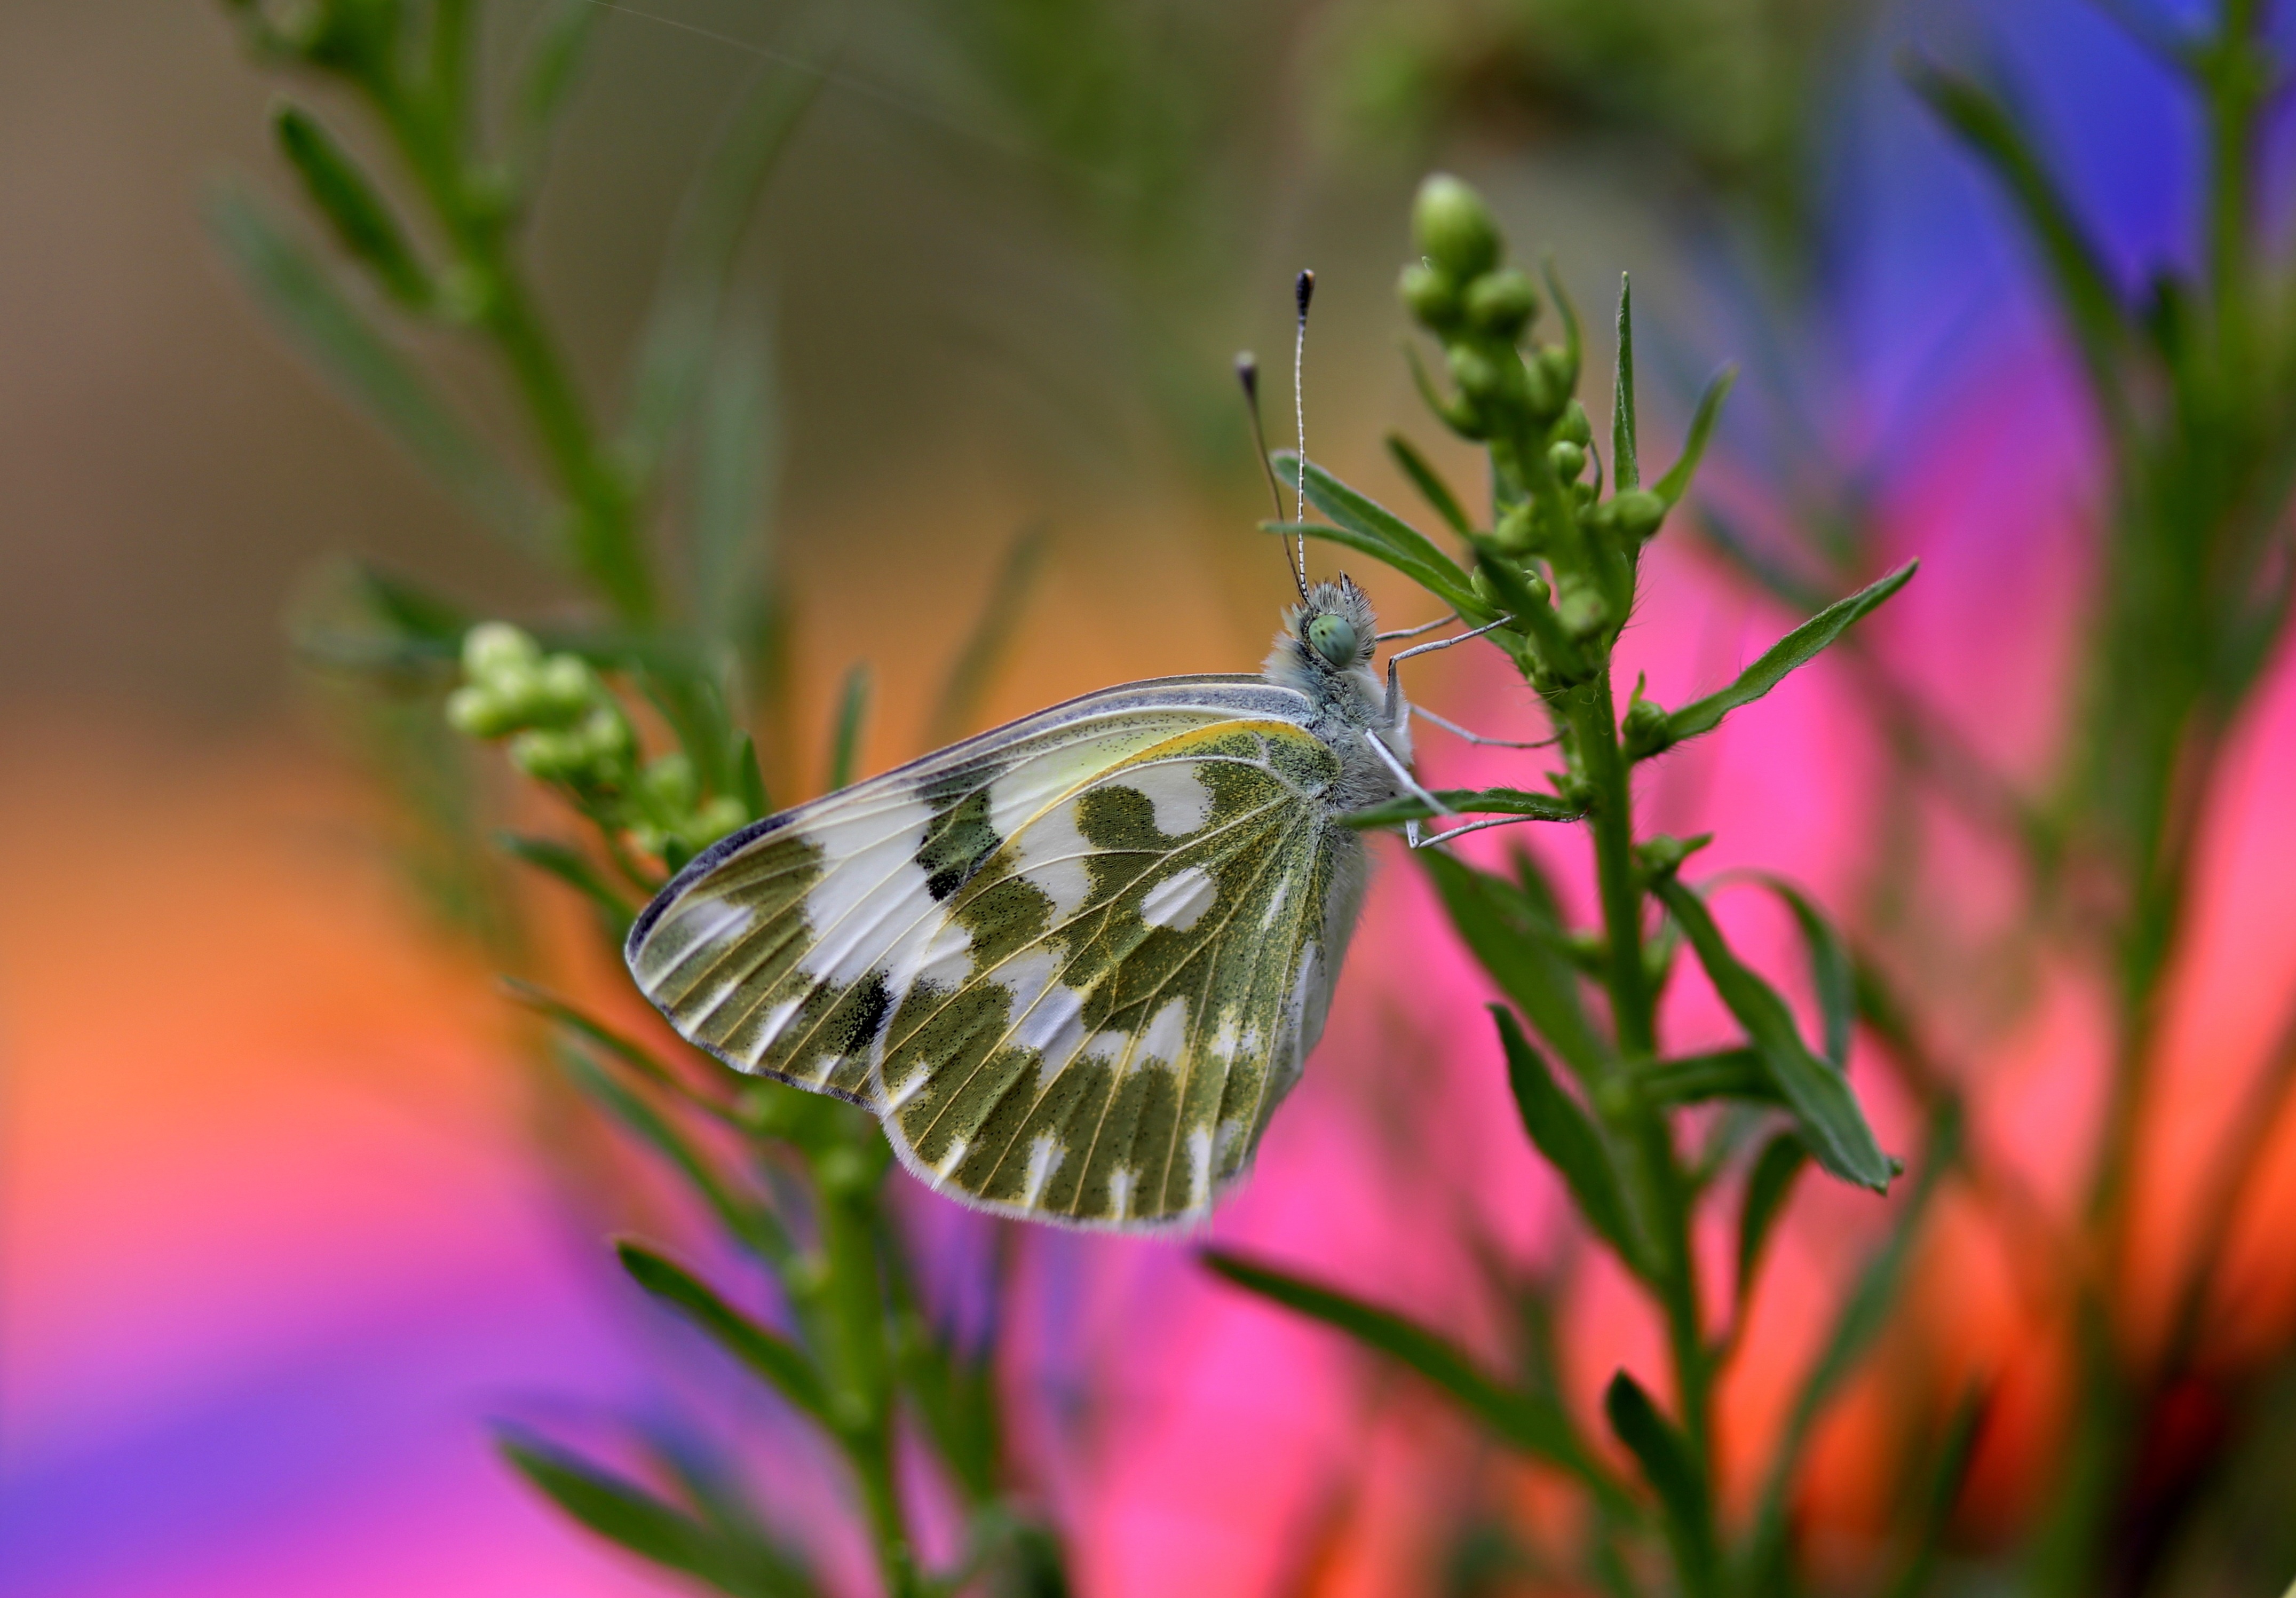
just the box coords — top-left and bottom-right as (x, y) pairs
(1603, 1372), (1717, 1589)
(498, 1434), (808, 1597)
(1493, 1009), (1647, 1276)
(204, 183), (539, 553)
(617, 1241), (829, 1424)
(688, 311), (781, 661)
(1639, 1048), (1776, 1107)
(1342, 787), (1585, 828)
(1421, 851), (1608, 1080)
(1611, 273), (1638, 493)
(623, 61), (819, 481)
(1202, 1252), (1621, 1507)
(826, 662), (871, 793)
(928, 523), (1051, 745)
(1746, 875), (1855, 1067)
(272, 105), (430, 306)
(1651, 366), (1738, 508)
(1385, 432), (1472, 535)
(1270, 452), (1482, 614)
(1654, 878), (1893, 1191)
(497, 832), (639, 944)
(1659, 562), (1918, 749)
(1744, 1107), (1959, 1578)
(1735, 1131), (1809, 1311)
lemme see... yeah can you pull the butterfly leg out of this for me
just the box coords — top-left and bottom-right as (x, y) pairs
(1412, 813), (1555, 849)
(1373, 612), (1458, 643)
(1382, 615), (1515, 725)
(1412, 704), (1558, 749)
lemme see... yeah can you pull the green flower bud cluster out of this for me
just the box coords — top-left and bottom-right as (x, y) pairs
(445, 622), (744, 866)
(1397, 174), (1676, 698)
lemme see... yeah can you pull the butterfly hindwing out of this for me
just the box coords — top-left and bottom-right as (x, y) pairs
(627, 677), (1361, 1228)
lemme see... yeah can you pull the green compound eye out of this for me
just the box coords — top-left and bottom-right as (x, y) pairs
(1306, 613), (1359, 668)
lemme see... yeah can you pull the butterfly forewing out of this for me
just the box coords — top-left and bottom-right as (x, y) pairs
(627, 677), (1359, 1229)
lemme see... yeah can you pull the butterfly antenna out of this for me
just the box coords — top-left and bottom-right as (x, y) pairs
(1292, 269), (1315, 599)
(1237, 352), (1304, 599)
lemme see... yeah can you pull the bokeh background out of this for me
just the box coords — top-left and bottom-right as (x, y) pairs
(7, 1), (2296, 1594)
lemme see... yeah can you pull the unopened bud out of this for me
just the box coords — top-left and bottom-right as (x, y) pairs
(1398, 262), (1457, 329)
(1490, 502), (1538, 555)
(1447, 344), (1508, 403)
(1412, 174), (1501, 282)
(1463, 268), (1538, 339)
(463, 621), (539, 681)
(1622, 694), (1671, 758)
(1612, 489), (1666, 541)
(1557, 399), (1593, 448)
(1548, 439), (1585, 481)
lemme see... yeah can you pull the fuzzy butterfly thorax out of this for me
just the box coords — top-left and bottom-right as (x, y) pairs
(626, 578), (1416, 1231)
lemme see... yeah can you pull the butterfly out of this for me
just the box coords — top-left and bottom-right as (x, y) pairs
(622, 574), (1448, 1230)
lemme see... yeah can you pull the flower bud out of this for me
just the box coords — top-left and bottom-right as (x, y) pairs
(1557, 399), (1593, 448)
(1556, 578), (1609, 639)
(1612, 489), (1666, 542)
(1447, 344), (1509, 404)
(1548, 439), (1585, 482)
(1398, 262), (1457, 329)
(640, 751), (698, 811)
(533, 654), (595, 720)
(1463, 268), (1538, 339)
(1490, 502), (1538, 555)
(1622, 694), (1671, 759)
(445, 684), (517, 739)
(1412, 174), (1501, 282)
(509, 727), (582, 782)
(463, 621), (539, 681)
(1519, 357), (1564, 422)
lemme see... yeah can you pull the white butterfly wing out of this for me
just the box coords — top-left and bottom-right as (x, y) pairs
(626, 675), (1363, 1229)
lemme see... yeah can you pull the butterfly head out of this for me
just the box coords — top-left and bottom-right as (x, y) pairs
(1269, 575), (1382, 707)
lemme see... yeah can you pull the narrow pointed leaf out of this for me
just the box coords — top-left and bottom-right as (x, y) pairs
(1654, 878), (1893, 1190)
(499, 1435), (790, 1596)
(689, 313), (780, 659)
(733, 731), (771, 821)
(1385, 432), (1472, 535)
(1603, 1372), (1718, 1586)
(1493, 1009), (1647, 1275)
(1651, 365), (1737, 508)
(1746, 1108), (1958, 1577)
(497, 833), (637, 942)
(204, 184), (538, 552)
(1612, 273), (1638, 492)
(826, 662), (870, 793)
(1747, 875), (1855, 1067)
(1661, 562), (1918, 748)
(1735, 1131), (1809, 1309)
(1640, 1047), (1776, 1107)
(1421, 851), (1608, 1079)
(272, 106), (430, 305)
(511, 0), (603, 158)
(1270, 452), (1481, 613)
(928, 523), (1050, 745)
(1204, 1251), (1624, 1508)
(1342, 787), (1584, 827)
(617, 1241), (828, 1422)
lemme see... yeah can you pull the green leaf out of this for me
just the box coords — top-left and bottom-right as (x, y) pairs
(1493, 1009), (1647, 1275)
(272, 105), (430, 306)
(928, 523), (1050, 745)
(499, 1434), (807, 1597)
(1744, 1107), (1959, 1580)
(1420, 851), (1608, 1080)
(616, 1241), (831, 1424)
(496, 833), (638, 944)
(688, 312), (781, 661)
(1270, 452), (1482, 613)
(553, 1042), (791, 1261)
(204, 183), (539, 553)
(1660, 562), (1918, 749)
(1746, 875), (1855, 1067)
(1735, 1131), (1808, 1311)
(510, 0), (603, 165)
(826, 662), (871, 793)
(1385, 432), (1472, 535)
(1468, 540), (1582, 678)
(1202, 1252), (1624, 1507)
(1654, 877), (1893, 1191)
(623, 62), (819, 482)
(1611, 273), (1638, 493)
(1650, 365), (1737, 508)
(1900, 55), (2129, 429)
(1603, 1372), (1718, 1589)
(1342, 787), (1584, 828)
(733, 731), (771, 821)
(1639, 1048), (1776, 1107)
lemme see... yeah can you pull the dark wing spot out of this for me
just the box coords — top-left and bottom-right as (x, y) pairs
(918, 786), (1002, 901)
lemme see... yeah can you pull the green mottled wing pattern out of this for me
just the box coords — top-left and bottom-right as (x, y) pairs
(626, 676), (1363, 1229)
